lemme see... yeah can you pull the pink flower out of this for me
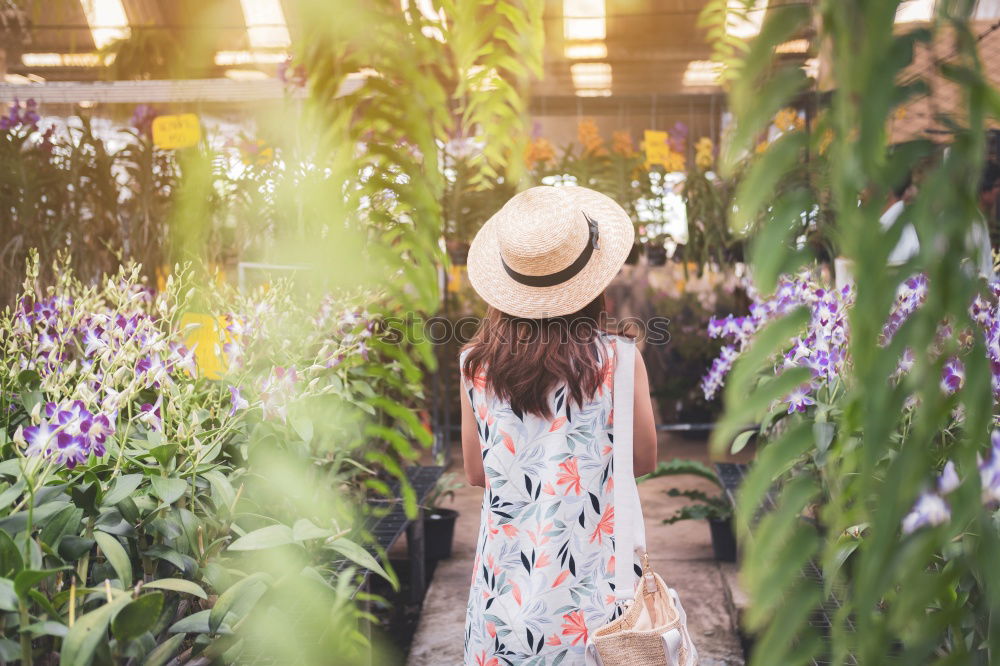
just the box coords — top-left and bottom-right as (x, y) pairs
(556, 458), (582, 495)
(590, 505), (614, 544)
(560, 611), (589, 645)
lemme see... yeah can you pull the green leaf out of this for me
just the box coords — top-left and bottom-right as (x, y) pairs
(292, 518), (334, 542)
(209, 572), (268, 634)
(0, 578), (17, 611)
(59, 593), (130, 666)
(149, 476), (187, 505)
(143, 545), (196, 576)
(24, 620), (68, 637)
(326, 537), (395, 587)
(0, 480), (25, 512)
(111, 592), (164, 642)
(102, 474), (143, 506)
(641, 458), (722, 486)
(227, 524), (294, 551)
(143, 634), (185, 666)
(203, 470), (236, 514)
(730, 429), (757, 455)
(70, 483), (100, 518)
(58, 536), (95, 561)
(290, 415), (314, 443)
(28, 588), (62, 619)
(813, 421), (835, 455)
(0, 638), (18, 662)
(17, 369), (41, 391)
(0, 530), (22, 578)
(731, 131), (807, 232)
(142, 578), (207, 599)
(149, 444), (178, 469)
(749, 188), (812, 294)
(168, 609), (233, 635)
(39, 505), (83, 549)
(14, 568), (66, 600)
(94, 532), (132, 587)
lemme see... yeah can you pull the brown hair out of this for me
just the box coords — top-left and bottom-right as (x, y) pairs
(461, 293), (629, 419)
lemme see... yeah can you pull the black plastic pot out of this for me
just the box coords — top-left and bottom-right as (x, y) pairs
(625, 243), (643, 265)
(424, 507), (459, 561)
(646, 244), (668, 266)
(709, 516), (737, 562)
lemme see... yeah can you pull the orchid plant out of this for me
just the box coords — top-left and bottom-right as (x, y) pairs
(701, 265), (1000, 658)
(0, 254), (420, 665)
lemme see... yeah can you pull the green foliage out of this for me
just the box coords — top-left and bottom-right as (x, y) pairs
(710, 1), (1000, 663)
(423, 471), (464, 509)
(641, 458), (733, 523)
(644, 458), (724, 486)
(682, 168), (741, 272)
(445, 0), (545, 188)
(0, 260), (397, 665)
(698, 0), (756, 86)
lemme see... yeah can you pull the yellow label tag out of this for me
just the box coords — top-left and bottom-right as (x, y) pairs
(152, 113), (201, 150)
(446, 264), (464, 293)
(643, 130), (670, 168)
(178, 313), (232, 380)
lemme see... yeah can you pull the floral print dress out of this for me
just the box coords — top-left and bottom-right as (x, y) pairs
(462, 335), (638, 666)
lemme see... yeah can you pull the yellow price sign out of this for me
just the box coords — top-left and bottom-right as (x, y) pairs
(643, 130), (670, 169)
(152, 113), (201, 150)
(178, 313), (232, 380)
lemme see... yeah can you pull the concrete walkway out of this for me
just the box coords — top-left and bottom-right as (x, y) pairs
(406, 436), (747, 666)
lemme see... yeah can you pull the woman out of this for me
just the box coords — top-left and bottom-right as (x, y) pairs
(460, 186), (657, 665)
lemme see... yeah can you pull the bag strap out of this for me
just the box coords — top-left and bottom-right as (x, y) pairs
(612, 336), (647, 601)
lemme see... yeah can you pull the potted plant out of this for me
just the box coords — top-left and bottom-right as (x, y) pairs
(422, 472), (464, 561)
(625, 242), (644, 265)
(645, 240), (668, 266)
(641, 459), (736, 562)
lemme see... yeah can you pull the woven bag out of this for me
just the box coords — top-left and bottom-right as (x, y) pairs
(584, 338), (699, 666)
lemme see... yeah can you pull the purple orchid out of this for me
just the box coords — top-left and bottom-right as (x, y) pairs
(130, 104), (158, 137)
(941, 358), (965, 395)
(136, 354), (168, 388)
(702, 272), (852, 412)
(1, 99), (40, 133)
(786, 384), (817, 414)
(17, 422), (59, 458)
(902, 492), (951, 534)
(938, 460), (960, 494)
(81, 326), (107, 357)
(168, 342), (198, 376)
(229, 386), (249, 416)
(54, 432), (89, 469)
(139, 398), (163, 432)
(979, 431), (1000, 504)
(81, 412), (114, 456)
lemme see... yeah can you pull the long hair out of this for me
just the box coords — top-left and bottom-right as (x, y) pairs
(461, 293), (629, 419)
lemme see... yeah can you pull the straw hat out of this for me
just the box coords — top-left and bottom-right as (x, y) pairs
(467, 185), (635, 318)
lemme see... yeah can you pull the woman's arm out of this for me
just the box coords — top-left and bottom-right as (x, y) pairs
(633, 348), (658, 476)
(460, 382), (486, 487)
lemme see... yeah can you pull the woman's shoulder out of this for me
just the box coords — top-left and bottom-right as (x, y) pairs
(458, 343), (476, 366)
(597, 331), (635, 351)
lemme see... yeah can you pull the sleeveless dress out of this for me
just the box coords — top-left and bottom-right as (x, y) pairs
(462, 334), (639, 666)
